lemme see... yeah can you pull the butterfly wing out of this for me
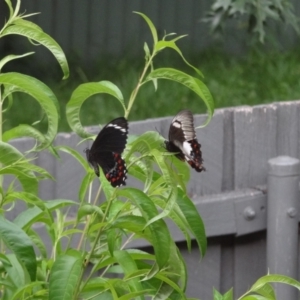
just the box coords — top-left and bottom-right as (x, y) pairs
(166, 110), (205, 172)
(86, 117), (128, 187)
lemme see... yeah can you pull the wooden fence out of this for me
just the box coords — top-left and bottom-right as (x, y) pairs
(1, 0), (300, 64)
(6, 101), (300, 299)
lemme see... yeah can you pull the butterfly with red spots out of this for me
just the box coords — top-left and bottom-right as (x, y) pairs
(165, 110), (205, 172)
(85, 117), (128, 187)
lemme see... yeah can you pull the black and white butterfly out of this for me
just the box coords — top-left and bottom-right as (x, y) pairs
(165, 110), (205, 172)
(85, 117), (128, 187)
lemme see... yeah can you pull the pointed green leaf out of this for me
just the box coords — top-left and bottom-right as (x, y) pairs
(0, 141), (38, 194)
(134, 12), (158, 45)
(3, 124), (45, 145)
(155, 40), (203, 77)
(250, 274), (300, 293)
(49, 250), (84, 300)
(0, 52), (34, 71)
(66, 81), (125, 138)
(0, 216), (37, 281)
(177, 188), (207, 256)
(114, 250), (144, 299)
(145, 68), (214, 127)
(0, 73), (59, 150)
(2, 23), (69, 79)
(117, 188), (171, 268)
(56, 145), (90, 170)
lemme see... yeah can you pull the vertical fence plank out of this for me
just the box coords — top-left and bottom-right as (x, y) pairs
(105, 0), (127, 56)
(71, 0), (89, 57)
(183, 241), (221, 299)
(234, 105), (277, 189)
(122, 0), (143, 55)
(234, 232), (266, 298)
(189, 110), (224, 196)
(89, 0), (108, 61)
(35, 0), (53, 34)
(54, 0), (72, 54)
(221, 108), (234, 191)
(276, 101), (300, 157)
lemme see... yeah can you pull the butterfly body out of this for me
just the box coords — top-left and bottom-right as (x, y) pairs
(85, 117), (128, 187)
(165, 110), (205, 172)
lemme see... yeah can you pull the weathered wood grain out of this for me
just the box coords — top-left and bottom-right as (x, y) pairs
(221, 108), (234, 191)
(276, 101), (300, 157)
(234, 105), (277, 189)
(54, 1), (72, 54)
(190, 110), (224, 195)
(3, 0), (300, 62)
(183, 241), (221, 299)
(233, 232), (266, 298)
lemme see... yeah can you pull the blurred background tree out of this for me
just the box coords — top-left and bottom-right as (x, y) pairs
(203, 0), (300, 43)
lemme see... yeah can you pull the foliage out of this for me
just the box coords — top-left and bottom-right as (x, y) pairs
(0, 0), (299, 299)
(203, 0), (300, 43)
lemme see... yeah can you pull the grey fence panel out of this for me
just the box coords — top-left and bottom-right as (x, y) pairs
(72, 0), (89, 57)
(183, 242), (222, 299)
(276, 101), (300, 157)
(233, 232), (266, 298)
(191, 110), (224, 195)
(3, 0), (300, 63)
(34, 0), (53, 35)
(4, 101), (300, 298)
(220, 236), (235, 293)
(234, 105), (277, 189)
(221, 108), (234, 191)
(54, 1), (72, 55)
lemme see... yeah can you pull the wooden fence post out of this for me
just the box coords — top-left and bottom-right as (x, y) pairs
(267, 156), (300, 299)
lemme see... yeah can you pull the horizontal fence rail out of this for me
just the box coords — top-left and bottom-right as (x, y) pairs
(5, 101), (300, 299)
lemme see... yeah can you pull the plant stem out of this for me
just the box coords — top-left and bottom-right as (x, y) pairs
(74, 190), (116, 297)
(125, 53), (155, 119)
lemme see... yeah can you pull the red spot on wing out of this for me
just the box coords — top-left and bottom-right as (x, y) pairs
(105, 152), (127, 187)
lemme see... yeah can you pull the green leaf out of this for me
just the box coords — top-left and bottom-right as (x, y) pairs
(11, 281), (47, 300)
(66, 81), (125, 138)
(2, 23), (69, 79)
(155, 40), (203, 77)
(117, 188), (171, 269)
(56, 145), (90, 170)
(0, 73), (59, 150)
(0, 53), (35, 71)
(3, 254), (29, 292)
(3, 124), (45, 145)
(79, 172), (95, 203)
(134, 12), (158, 45)
(27, 228), (48, 258)
(13, 206), (47, 229)
(77, 204), (104, 221)
(0, 216), (37, 281)
(114, 250), (144, 299)
(45, 199), (78, 210)
(145, 68), (214, 128)
(0, 141), (38, 194)
(250, 274), (300, 293)
(177, 188), (207, 256)
(49, 250), (84, 300)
